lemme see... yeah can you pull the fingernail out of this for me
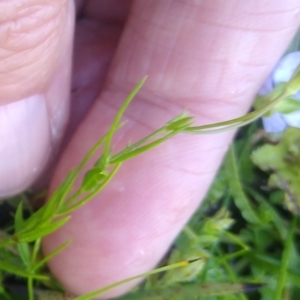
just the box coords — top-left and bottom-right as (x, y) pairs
(0, 94), (51, 198)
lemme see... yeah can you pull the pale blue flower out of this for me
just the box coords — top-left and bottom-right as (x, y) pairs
(260, 52), (300, 133)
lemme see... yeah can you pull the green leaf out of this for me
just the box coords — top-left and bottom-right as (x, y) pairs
(224, 146), (262, 225)
(0, 260), (47, 280)
(274, 97), (300, 114)
(81, 168), (108, 192)
(275, 217), (297, 300)
(103, 76), (147, 160)
(17, 242), (31, 268)
(14, 202), (24, 233)
(252, 127), (300, 215)
(33, 240), (71, 271)
(40, 170), (76, 222)
(14, 206), (55, 239)
(110, 132), (176, 164)
(16, 217), (70, 243)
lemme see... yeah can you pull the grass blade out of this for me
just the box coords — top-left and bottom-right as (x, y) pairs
(225, 145), (262, 225)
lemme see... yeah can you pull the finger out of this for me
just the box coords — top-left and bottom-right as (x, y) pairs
(0, 0), (74, 198)
(83, 0), (133, 23)
(44, 0), (300, 298)
(68, 0), (134, 140)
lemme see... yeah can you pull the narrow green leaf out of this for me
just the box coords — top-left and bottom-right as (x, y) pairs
(74, 259), (197, 300)
(33, 240), (71, 271)
(17, 242), (31, 267)
(0, 260), (47, 280)
(14, 202), (24, 232)
(245, 186), (288, 240)
(16, 217), (70, 243)
(225, 146), (262, 225)
(110, 132), (176, 164)
(103, 76), (147, 160)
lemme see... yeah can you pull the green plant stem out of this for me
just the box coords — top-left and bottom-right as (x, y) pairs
(110, 131), (178, 164)
(31, 238), (41, 264)
(27, 277), (34, 300)
(224, 231), (249, 251)
(103, 76), (148, 161)
(184, 85), (293, 135)
(74, 259), (195, 300)
(109, 127), (167, 163)
(274, 217), (297, 300)
(183, 226), (199, 242)
(33, 240), (71, 271)
(62, 189), (85, 211)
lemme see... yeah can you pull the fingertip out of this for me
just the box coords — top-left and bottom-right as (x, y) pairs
(0, 0), (74, 197)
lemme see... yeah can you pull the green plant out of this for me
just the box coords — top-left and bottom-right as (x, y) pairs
(0, 64), (300, 300)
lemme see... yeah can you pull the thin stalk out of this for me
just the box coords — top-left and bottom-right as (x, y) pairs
(74, 259), (197, 300)
(27, 277), (34, 300)
(110, 131), (178, 164)
(31, 238), (41, 265)
(183, 226), (199, 242)
(62, 189), (85, 211)
(224, 231), (250, 250)
(33, 240), (71, 271)
(110, 127), (167, 163)
(184, 87), (292, 135)
(103, 76), (147, 160)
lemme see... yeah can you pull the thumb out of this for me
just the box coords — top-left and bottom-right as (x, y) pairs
(0, 0), (74, 198)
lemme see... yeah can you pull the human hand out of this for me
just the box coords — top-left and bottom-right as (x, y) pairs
(1, 0), (300, 298)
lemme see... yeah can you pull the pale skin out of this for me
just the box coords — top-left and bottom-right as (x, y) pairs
(1, 0), (300, 298)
